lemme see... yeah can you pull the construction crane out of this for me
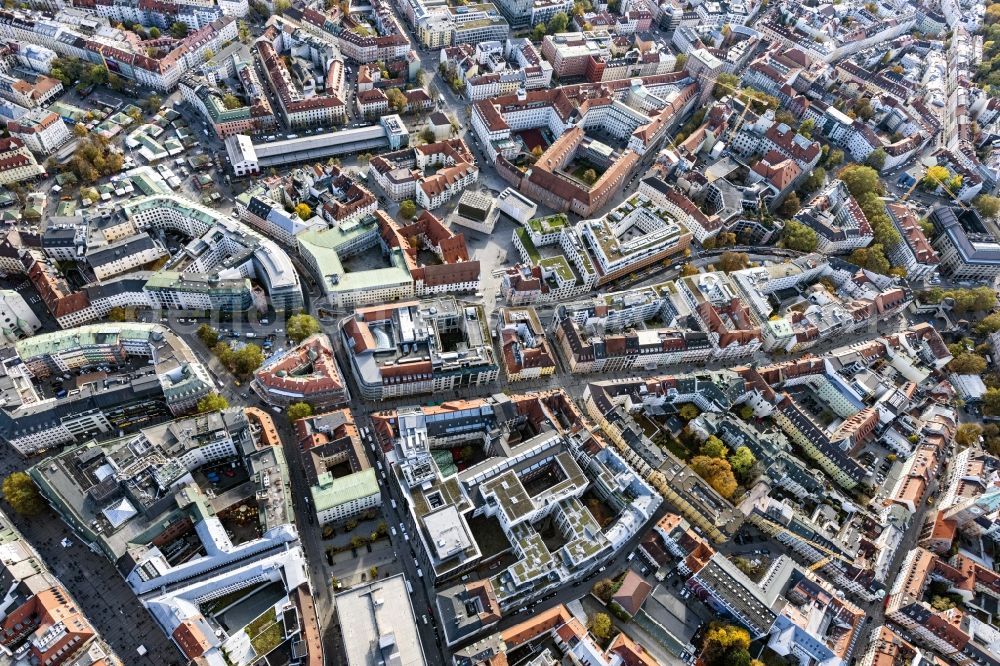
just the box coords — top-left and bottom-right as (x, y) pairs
(759, 519), (855, 568)
(809, 557), (831, 572)
(900, 175), (921, 202)
(649, 68), (773, 162)
(900, 166), (970, 211)
(690, 71), (776, 146)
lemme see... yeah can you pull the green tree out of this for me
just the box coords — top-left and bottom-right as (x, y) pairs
(775, 110), (796, 126)
(144, 94), (163, 114)
(982, 388), (1000, 416)
(867, 147), (887, 171)
(826, 148), (844, 167)
(420, 127), (435, 144)
(782, 219), (819, 251)
(294, 202), (312, 219)
(718, 251), (749, 272)
(170, 21), (189, 38)
(713, 72), (741, 99)
(949, 352), (988, 374)
(196, 324), (219, 347)
(582, 168), (597, 184)
(287, 314), (321, 343)
(221, 93), (242, 110)
(589, 612), (612, 640)
(802, 166), (826, 193)
(287, 401), (314, 421)
(2, 472), (45, 515)
(922, 165), (951, 190)
(931, 595), (957, 611)
(716, 231), (737, 247)
(703, 623), (754, 666)
(700, 436), (728, 459)
(729, 446), (756, 479)
(974, 194), (1000, 218)
(718, 649), (756, 666)
(232, 344), (264, 375)
(849, 244), (891, 274)
(50, 67), (68, 87)
(214, 341), (234, 367)
(678, 403), (700, 421)
(86, 64), (108, 86)
(839, 164), (881, 197)
(955, 423), (983, 448)
(854, 191), (900, 248)
(274, 0), (291, 13)
(951, 286), (996, 313)
(975, 312), (1000, 335)
(778, 191), (801, 218)
(984, 424), (1000, 456)
(549, 11), (569, 32)
(399, 199), (417, 219)
(197, 393), (229, 413)
(674, 53), (688, 71)
(532, 23), (547, 41)
(853, 97), (874, 121)
(149, 26), (161, 38)
(592, 578), (616, 602)
(799, 118), (815, 138)
(385, 87), (407, 113)
(690, 456), (738, 498)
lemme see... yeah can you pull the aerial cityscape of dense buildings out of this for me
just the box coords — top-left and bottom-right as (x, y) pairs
(0, 0), (994, 664)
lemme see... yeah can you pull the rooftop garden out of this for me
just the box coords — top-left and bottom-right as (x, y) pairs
(539, 256), (576, 283)
(527, 214), (569, 235)
(247, 607), (284, 657)
(201, 584), (264, 617)
(516, 227), (541, 263)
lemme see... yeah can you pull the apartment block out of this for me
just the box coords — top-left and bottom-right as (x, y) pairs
(341, 297), (498, 400)
(7, 109), (69, 155)
(252, 333), (349, 409)
(295, 409), (381, 525)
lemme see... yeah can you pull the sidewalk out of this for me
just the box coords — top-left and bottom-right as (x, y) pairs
(327, 537), (401, 590)
(320, 515), (385, 550)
